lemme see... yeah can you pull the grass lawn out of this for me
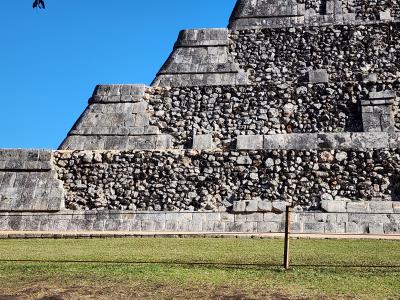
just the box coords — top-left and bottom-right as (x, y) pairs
(0, 238), (399, 299)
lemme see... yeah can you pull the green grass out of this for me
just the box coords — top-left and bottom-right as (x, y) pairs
(0, 238), (399, 299)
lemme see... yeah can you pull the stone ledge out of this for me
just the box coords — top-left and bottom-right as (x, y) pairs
(59, 135), (173, 151)
(93, 84), (146, 97)
(175, 29), (228, 47)
(0, 211), (398, 234)
(237, 132), (400, 150)
(0, 149), (52, 171)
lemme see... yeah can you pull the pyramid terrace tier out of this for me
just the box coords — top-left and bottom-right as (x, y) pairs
(54, 149), (400, 211)
(229, 0), (400, 29)
(230, 23), (399, 85)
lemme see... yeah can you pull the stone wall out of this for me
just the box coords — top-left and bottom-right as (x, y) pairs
(230, 23), (399, 85)
(148, 83), (363, 149)
(55, 147), (400, 211)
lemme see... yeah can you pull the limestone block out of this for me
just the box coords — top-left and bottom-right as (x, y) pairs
(368, 201), (394, 214)
(263, 134), (288, 149)
(317, 133), (352, 149)
(245, 200), (258, 212)
(257, 200), (272, 212)
(350, 132), (389, 149)
(368, 223), (384, 235)
(271, 201), (286, 214)
(379, 10), (393, 21)
(193, 134), (214, 150)
(308, 69), (329, 83)
(263, 212), (285, 222)
(257, 221), (281, 233)
(246, 213), (263, 222)
(236, 135), (263, 150)
(348, 213), (390, 224)
(303, 223), (325, 233)
(220, 213), (234, 223)
(232, 201), (246, 212)
(383, 223), (400, 234)
(321, 200), (347, 213)
(393, 202), (400, 213)
(325, 222), (346, 234)
(346, 222), (368, 234)
(264, 134), (318, 150)
(286, 134), (318, 150)
(176, 29), (229, 47)
(156, 135), (173, 149)
(347, 202), (370, 213)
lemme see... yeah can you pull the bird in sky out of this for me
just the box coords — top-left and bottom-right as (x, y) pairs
(33, 0), (46, 9)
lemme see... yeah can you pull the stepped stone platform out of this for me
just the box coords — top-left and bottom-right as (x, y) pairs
(1, 0), (400, 235)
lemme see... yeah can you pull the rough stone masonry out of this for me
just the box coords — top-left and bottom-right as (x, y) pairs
(0, 0), (400, 234)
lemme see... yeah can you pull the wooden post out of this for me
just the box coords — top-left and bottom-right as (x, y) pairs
(283, 206), (292, 270)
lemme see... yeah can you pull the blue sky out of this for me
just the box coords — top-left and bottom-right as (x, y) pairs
(0, 0), (236, 149)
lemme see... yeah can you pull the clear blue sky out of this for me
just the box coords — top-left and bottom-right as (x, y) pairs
(0, 0), (236, 149)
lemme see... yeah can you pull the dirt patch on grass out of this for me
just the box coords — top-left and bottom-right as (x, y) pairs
(1, 286), (304, 300)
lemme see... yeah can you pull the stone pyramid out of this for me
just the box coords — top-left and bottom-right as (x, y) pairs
(1, 0), (399, 234)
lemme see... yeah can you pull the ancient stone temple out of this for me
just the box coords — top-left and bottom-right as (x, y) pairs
(1, 0), (399, 234)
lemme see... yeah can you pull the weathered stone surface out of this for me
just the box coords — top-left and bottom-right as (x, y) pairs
(54, 149), (400, 211)
(192, 134), (214, 150)
(229, 0), (400, 29)
(308, 69), (329, 83)
(321, 200), (347, 213)
(2, 1), (400, 235)
(237, 135), (263, 150)
(368, 201), (394, 214)
(152, 28), (249, 87)
(0, 150), (65, 212)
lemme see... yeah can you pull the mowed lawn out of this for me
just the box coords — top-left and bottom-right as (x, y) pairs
(0, 238), (399, 299)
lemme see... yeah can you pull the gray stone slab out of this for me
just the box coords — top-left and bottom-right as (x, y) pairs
(308, 69), (329, 83)
(236, 135), (263, 150)
(192, 134), (214, 150)
(321, 200), (347, 213)
(350, 133), (389, 149)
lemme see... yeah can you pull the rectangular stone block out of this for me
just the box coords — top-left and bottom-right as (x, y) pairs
(368, 201), (393, 214)
(350, 133), (389, 149)
(347, 202), (370, 213)
(287, 134), (319, 150)
(348, 213), (390, 224)
(393, 202), (400, 213)
(325, 222), (346, 234)
(317, 133), (352, 149)
(192, 134), (214, 150)
(346, 222), (368, 234)
(236, 135), (263, 150)
(321, 200), (347, 213)
(303, 222), (325, 233)
(308, 69), (329, 83)
(383, 223), (399, 234)
(368, 223), (384, 235)
(379, 11), (393, 21)
(257, 221), (281, 233)
(246, 213), (263, 222)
